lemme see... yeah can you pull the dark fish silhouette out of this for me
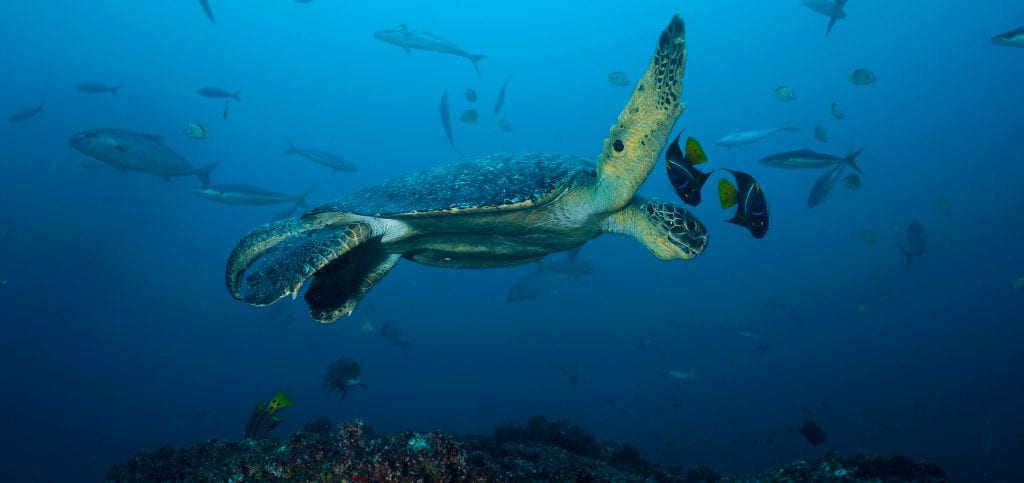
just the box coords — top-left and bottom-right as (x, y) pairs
(8, 102), (45, 122)
(760, 146), (866, 173)
(899, 221), (927, 270)
(196, 87), (240, 101)
(439, 91), (460, 154)
(282, 141), (357, 172)
(494, 76), (511, 114)
(198, 0), (215, 24)
(807, 163), (845, 208)
(76, 83), (122, 96)
(465, 89), (477, 102)
(799, 420), (827, 446)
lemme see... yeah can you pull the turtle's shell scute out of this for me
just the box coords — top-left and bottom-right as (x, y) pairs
(312, 153), (593, 217)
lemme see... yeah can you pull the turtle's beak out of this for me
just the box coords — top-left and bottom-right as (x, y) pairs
(668, 226), (707, 260)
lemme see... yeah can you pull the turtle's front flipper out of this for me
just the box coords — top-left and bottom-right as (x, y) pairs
(227, 221), (374, 308)
(594, 15), (686, 212)
(305, 249), (401, 323)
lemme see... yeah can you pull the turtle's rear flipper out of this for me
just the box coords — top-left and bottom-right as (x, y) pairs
(305, 246), (400, 323)
(594, 14), (686, 212)
(233, 222), (374, 307)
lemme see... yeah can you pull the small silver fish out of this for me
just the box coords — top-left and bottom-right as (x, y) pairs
(813, 124), (829, 143)
(850, 68), (877, 85)
(830, 102), (845, 120)
(184, 122), (207, 140)
(608, 71), (630, 87)
(773, 85), (796, 101)
(496, 118), (512, 133)
(460, 109), (479, 124)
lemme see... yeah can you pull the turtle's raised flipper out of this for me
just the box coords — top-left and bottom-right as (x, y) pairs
(601, 198), (706, 261)
(305, 247), (401, 323)
(594, 15), (686, 212)
(229, 221), (373, 307)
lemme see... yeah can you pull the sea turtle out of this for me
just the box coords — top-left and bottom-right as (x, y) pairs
(226, 15), (704, 322)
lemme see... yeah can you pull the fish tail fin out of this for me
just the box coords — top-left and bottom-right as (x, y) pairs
(233, 90), (241, 102)
(194, 161), (220, 185)
(282, 141), (297, 155)
(295, 189), (313, 209)
(898, 244), (913, 271)
(469, 54), (485, 77)
(845, 144), (868, 174)
(718, 178), (738, 209)
(696, 169), (714, 192)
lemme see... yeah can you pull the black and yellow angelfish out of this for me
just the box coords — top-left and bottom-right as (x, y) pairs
(665, 133), (712, 206)
(718, 169), (769, 239)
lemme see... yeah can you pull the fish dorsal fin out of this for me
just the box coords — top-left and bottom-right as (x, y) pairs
(666, 133), (684, 163)
(718, 178), (738, 209)
(684, 136), (707, 165)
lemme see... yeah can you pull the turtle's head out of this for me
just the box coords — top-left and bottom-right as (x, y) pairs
(641, 201), (708, 260)
(603, 200), (707, 260)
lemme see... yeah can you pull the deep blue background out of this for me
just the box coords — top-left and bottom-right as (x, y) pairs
(1, 1), (1023, 481)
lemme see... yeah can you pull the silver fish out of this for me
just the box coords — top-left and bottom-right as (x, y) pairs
(714, 126), (798, 148)
(850, 68), (877, 85)
(76, 83), (122, 95)
(813, 124), (829, 143)
(374, 24), (485, 76)
(192, 183), (310, 208)
(992, 27), (1024, 47)
(68, 128), (218, 183)
(282, 141), (357, 172)
(773, 85), (796, 101)
(608, 71), (630, 87)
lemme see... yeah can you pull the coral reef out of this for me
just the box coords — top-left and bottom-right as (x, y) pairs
(107, 416), (948, 482)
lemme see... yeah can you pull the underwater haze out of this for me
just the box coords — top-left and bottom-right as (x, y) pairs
(2, 0), (1024, 481)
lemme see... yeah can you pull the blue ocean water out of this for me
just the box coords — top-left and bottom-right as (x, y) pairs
(1, 1), (1023, 480)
